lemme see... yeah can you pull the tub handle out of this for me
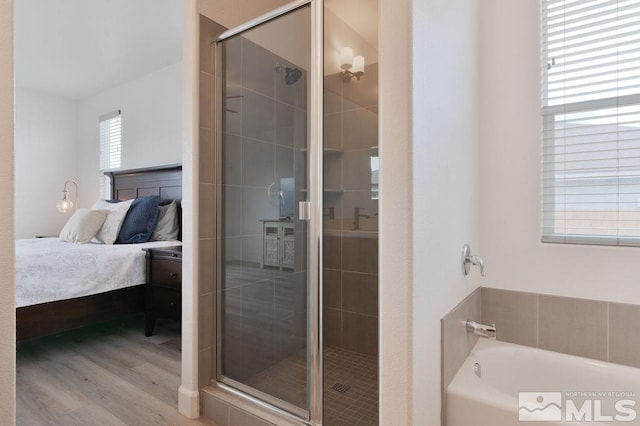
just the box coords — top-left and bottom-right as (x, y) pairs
(462, 244), (484, 277)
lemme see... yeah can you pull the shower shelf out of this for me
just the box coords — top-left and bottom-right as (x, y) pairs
(299, 188), (343, 193)
(298, 148), (343, 154)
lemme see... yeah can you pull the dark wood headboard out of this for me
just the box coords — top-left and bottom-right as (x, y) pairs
(105, 163), (182, 239)
(106, 163), (182, 202)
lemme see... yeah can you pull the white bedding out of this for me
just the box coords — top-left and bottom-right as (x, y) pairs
(15, 238), (182, 308)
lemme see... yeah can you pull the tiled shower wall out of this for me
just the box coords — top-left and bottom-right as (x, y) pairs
(219, 33), (308, 382)
(198, 14), (225, 390)
(323, 64), (379, 357)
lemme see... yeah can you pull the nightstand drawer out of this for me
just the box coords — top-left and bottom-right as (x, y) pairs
(150, 259), (181, 289)
(150, 286), (181, 319)
(144, 244), (182, 337)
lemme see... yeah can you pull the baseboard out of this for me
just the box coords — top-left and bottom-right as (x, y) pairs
(178, 385), (200, 418)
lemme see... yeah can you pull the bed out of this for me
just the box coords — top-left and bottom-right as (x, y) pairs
(16, 164), (182, 341)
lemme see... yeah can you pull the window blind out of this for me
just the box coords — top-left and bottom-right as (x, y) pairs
(99, 110), (121, 198)
(542, 0), (640, 246)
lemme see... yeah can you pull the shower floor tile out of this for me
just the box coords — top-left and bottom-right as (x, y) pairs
(245, 346), (378, 425)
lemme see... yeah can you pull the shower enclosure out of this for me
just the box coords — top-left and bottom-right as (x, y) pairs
(214, 0), (378, 424)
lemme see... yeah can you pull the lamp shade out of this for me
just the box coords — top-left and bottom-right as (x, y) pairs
(352, 55), (365, 74)
(340, 47), (353, 70)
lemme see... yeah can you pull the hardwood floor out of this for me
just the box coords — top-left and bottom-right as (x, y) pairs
(17, 314), (216, 426)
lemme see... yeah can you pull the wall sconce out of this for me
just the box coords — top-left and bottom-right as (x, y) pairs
(340, 47), (365, 81)
(56, 180), (78, 213)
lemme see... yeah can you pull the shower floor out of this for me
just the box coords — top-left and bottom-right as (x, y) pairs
(245, 346), (378, 425)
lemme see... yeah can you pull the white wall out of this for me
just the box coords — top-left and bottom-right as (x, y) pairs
(14, 87), (79, 238)
(478, 0), (640, 305)
(14, 62), (182, 236)
(0, 0), (15, 422)
(197, 0), (289, 29)
(77, 61), (183, 206)
(411, 0), (480, 424)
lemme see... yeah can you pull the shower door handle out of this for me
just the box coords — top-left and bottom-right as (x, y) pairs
(299, 201), (311, 221)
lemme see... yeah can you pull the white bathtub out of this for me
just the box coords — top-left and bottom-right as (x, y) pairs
(447, 339), (640, 425)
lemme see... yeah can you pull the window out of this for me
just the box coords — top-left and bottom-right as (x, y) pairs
(99, 110), (121, 198)
(542, 0), (640, 246)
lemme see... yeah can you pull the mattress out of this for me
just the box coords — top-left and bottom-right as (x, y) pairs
(15, 238), (182, 308)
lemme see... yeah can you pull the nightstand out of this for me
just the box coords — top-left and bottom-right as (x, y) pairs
(143, 245), (182, 336)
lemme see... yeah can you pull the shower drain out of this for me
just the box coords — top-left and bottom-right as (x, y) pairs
(330, 383), (351, 393)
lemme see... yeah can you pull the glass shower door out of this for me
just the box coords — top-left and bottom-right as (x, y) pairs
(215, 3), (317, 419)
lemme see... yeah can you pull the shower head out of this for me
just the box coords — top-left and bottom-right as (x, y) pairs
(274, 64), (302, 85)
(284, 67), (302, 85)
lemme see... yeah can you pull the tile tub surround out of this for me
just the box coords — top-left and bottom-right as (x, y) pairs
(441, 287), (640, 425)
(440, 288), (481, 393)
(481, 287), (640, 367)
(440, 287), (481, 426)
(443, 287), (640, 382)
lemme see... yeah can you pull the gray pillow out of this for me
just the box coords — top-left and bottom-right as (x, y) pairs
(151, 201), (179, 241)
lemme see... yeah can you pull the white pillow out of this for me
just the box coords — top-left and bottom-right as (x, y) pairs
(151, 201), (179, 241)
(59, 208), (109, 244)
(91, 199), (134, 244)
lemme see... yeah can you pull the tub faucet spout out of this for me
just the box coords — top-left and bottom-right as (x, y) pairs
(466, 320), (496, 339)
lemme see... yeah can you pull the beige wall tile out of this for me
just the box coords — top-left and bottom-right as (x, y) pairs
(538, 295), (607, 361)
(199, 71), (212, 128)
(324, 235), (342, 270)
(199, 238), (215, 295)
(229, 407), (274, 426)
(241, 39), (276, 98)
(342, 108), (378, 151)
(275, 101), (295, 148)
(199, 127), (213, 184)
(199, 292), (215, 351)
(199, 16), (214, 73)
(323, 268), (341, 309)
(342, 63), (378, 109)
(481, 287), (538, 347)
(609, 302), (640, 368)
(241, 91), (276, 143)
(199, 183), (215, 238)
(342, 271), (378, 317)
(242, 138), (275, 187)
(441, 288), (481, 391)
(324, 307), (342, 347)
(199, 346), (214, 389)
(201, 393), (230, 426)
(343, 312), (378, 356)
(342, 235), (377, 273)
(323, 112), (342, 151)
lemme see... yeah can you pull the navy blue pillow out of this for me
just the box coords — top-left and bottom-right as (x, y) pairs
(115, 195), (160, 244)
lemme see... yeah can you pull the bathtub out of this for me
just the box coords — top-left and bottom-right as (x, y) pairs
(446, 339), (640, 425)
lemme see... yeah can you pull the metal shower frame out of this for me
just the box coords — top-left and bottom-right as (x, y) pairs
(213, 0), (324, 423)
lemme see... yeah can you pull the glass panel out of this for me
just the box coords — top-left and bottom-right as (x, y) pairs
(218, 5), (311, 415)
(323, 0), (380, 424)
